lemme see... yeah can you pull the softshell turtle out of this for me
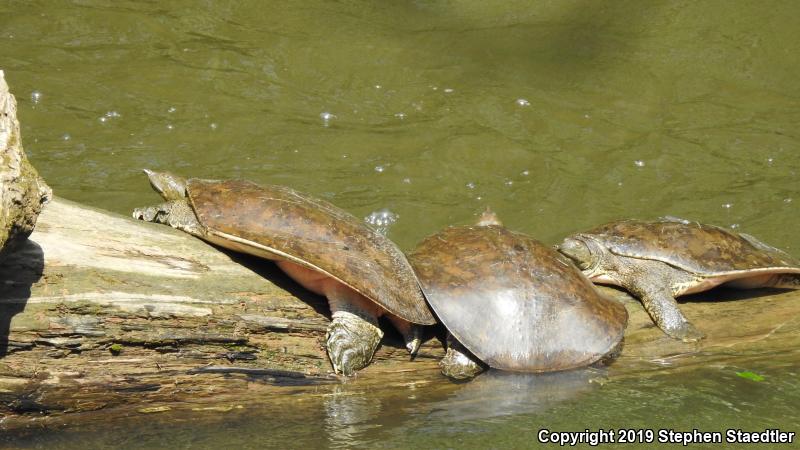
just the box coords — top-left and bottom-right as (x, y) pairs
(557, 217), (800, 342)
(409, 210), (628, 380)
(132, 170), (435, 375)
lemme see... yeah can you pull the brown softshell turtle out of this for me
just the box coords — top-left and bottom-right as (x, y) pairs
(409, 210), (628, 380)
(132, 170), (435, 375)
(557, 217), (800, 342)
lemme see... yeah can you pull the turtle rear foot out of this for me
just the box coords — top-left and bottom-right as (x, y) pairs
(440, 337), (485, 380)
(663, 320), (705, 342)
(326, 311), (383, 376)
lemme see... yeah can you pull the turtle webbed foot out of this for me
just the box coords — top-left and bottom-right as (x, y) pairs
(326, 311), (383, 376)
(664, 320), (705, 343)
(439, 338), (485, 380)
(133, 205), (162, 222)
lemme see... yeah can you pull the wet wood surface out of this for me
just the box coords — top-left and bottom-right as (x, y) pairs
(1, 198), (798, 431)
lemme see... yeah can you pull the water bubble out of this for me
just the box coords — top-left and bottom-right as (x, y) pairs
(374, 84), (382, 89)
(466, 182), (476, 189)
(402, 178), (411, 184)
(394, 112), (406, 120)
(166, 124), (174, 130)
(320, 112), (336, 126)
(342, 154), (348, 159)
(61, 133), (71, 141)
(475, 196), (483, 201)
(504, 180), (513, 186)
(767, 157), (774, 164)
(584, 114), (591, 119)
(634, 160), (645, 168)
(443, 88), (454, 93)
(105, 111), (121, 119)
(521, 170), (529, 176)
(515, 98), (530, 107)
(730, 223), (740, 229)
(30, 91), (42, 103)
(210, 122), (218, 130)
(617, 181), (623, 187)
(374, 165), (385, 173)
(722, 203), (733, 209)
(364, 209), (399, 235)
(167, 106), (176, 113)
(98, 116), (108, 123)
(784, 198), (793, 203)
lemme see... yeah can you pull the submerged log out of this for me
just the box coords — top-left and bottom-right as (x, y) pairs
(0, 197), (798, 431)
(0, 70), (51, 257)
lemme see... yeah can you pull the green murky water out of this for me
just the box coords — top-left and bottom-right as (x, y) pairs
(2, 0), (799, 447)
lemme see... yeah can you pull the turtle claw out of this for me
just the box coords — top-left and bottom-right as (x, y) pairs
(406, 336), (421, 357)
(326, 311), (383, 376)
(404, 324), (424, 357)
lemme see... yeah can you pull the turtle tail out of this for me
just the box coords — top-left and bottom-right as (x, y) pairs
(143, 169), (188, 201)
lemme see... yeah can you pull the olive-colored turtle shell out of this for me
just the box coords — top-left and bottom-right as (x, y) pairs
(581, 218), (800, 275)
(187, 179), (435, 325)
(410, 224), (627, 372)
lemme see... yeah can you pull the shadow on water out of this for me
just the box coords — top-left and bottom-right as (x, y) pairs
(413, 0), (669, 81)
(0, 239), (43, 357)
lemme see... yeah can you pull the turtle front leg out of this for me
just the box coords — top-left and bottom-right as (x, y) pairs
(440, 334), (485, 380)
(133, 200), (202, 234)
(629, 282), (704, 342)
(325, 285), (384, 376)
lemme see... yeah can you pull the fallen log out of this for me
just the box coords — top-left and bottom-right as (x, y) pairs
(1, 197), (798, 431)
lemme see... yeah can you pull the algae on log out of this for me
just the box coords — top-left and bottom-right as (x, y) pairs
(0, 198), (799, 430)
(0, 70), (52, 257)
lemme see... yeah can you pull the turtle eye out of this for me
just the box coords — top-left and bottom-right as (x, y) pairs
(557, 238), (594, 270)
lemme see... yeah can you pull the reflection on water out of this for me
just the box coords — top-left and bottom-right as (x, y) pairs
(426, 369), (602, 422)
(323, 386), (383, 448)
(3, 361), (799, 449)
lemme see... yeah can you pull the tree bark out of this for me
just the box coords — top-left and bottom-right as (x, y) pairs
(0, 70), (51, 257)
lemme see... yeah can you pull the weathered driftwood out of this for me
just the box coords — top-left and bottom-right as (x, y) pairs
(0, 70), (51, 257)
(1, 197), (799, 431)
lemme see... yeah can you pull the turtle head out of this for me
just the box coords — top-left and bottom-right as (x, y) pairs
(475, 207), (503, 227)
(143, 169), (188, 201)
(557, 236), (602, 274)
